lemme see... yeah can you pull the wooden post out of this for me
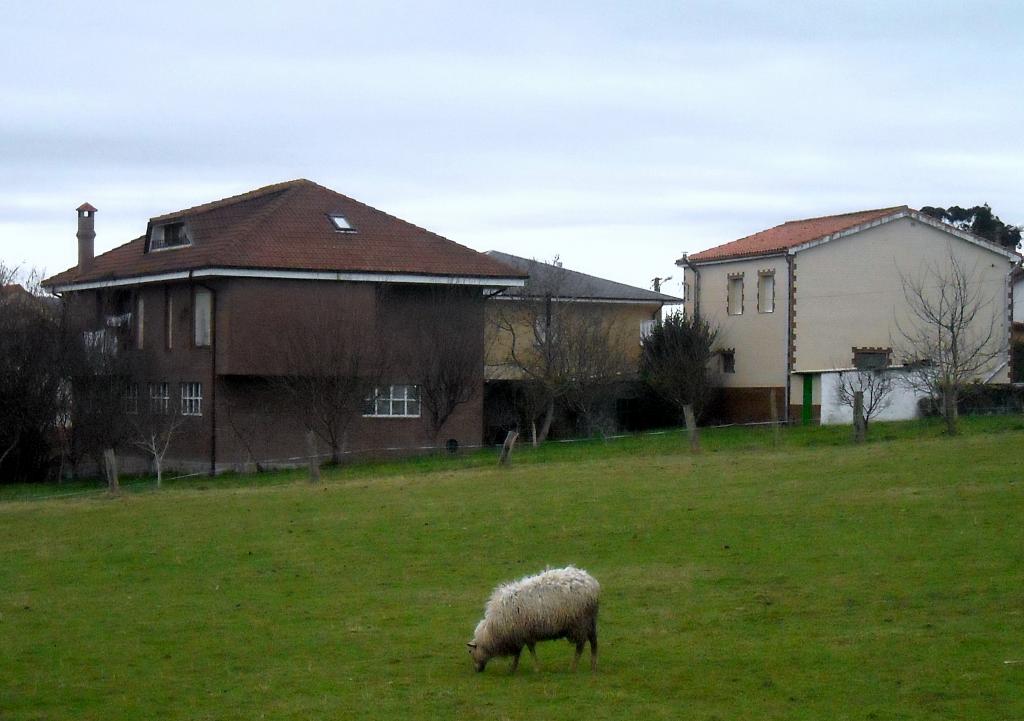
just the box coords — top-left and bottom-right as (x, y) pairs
(306, 430), (321, 483)
(499, 430), (519, 466)
(103, 448), (119, 493)
(683, 404), (700, 452)
(769, 388), (780, 446)
(853, 391), (866, 443)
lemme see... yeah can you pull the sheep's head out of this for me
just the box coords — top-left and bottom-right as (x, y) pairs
(466, 641), (489, 672)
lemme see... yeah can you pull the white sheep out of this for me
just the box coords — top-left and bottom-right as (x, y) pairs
(466, 566), (600, 673)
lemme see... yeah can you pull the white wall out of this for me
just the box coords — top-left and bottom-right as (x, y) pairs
(819, 369), (925, 425)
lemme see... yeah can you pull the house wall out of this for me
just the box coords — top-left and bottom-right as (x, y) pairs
(685, 256), (789, 422)
(689, 255), (790, 388)
(66, 278), (488, 473)
(793, 216), (1014, 382)
(484, 298), (661, 380)
(819, 369), (924, 425)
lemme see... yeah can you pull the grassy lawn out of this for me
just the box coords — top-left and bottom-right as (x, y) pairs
(1, 417), (1023, 719)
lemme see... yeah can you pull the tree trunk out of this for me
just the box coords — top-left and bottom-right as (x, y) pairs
(499, 430), (518, 466)
(155, 456), (163, 488)
(103, 448), (119, 493)
(530, 420), (537, 448)
(307, 430), (321, 483)
(853, 391), (866, 443)
(536, 398), (555, 444)
(683, 404), (700, 452)
(943, 387), (959, 435)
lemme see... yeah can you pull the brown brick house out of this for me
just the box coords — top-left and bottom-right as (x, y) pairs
(43, 179), (526, 473)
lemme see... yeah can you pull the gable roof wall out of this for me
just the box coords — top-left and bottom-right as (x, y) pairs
(685, 206), (1020, 265)
(44, 179), (526, 288)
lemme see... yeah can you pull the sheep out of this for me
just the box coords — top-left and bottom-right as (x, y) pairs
(466, 566), (600, 673)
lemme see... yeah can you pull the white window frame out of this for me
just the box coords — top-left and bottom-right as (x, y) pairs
(180, 382), (203, 416)
(364, 384), (421, 418)
(757, 272), (775, 314)
(149, 382), (170, 415)
(727, 276), (744, 316)
(194, 288), (212, 347)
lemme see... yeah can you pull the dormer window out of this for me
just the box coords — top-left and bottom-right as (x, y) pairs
(329, 214), (355, 233)
(149, 221), (192, 251)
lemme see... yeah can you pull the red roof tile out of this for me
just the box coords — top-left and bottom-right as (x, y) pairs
(45, 180), (526, 287)
(687, 206), (908, 263)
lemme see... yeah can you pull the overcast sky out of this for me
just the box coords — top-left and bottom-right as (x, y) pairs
(2, 1), (1022, 295)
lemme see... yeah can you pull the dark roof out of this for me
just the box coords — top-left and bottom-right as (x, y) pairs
(485, 251), (681, 303)
(686, 206), (908, 263)
(44, 179), (526, 287)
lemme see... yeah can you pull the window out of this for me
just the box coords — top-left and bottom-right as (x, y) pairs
(727, 276), (743, 315)
(364, 385), (421, 417)
(329, 214), (356, 232)
(757, 272), (775, 313)
(853, 348), (889, 370)
(136, 295), (145, 349)
(124, 383), (139, 414)
(150, 222), (191, 251)
(194, 288), (212, 347)
(149, 382), (170, 414)
(180, 382), (203, 416)
(721, 350), (736, 374)
(640, 319), (656, 342)
(83, 329), (117, 356)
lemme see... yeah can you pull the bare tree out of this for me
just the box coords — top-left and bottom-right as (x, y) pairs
(639, 310), (720, 423)
(0, 266), (60, 478)
(834, 369), (895, 431)
(406, 285), (484, 445)
(130, 398), (184, 487)
(559, 312), (632, 436)
(493, 259), (632, 442)
(895, 251), (1008, 435)
(274, 300), (384, 464)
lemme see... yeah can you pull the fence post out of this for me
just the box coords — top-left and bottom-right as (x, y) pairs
(769, 388), (780, 446)
(499, 430), (519, 466)
(306, 430), (321, 483)
(853, 391), (866, 443)
(103, 448), (119, 493)
(683, 404), (700, 452)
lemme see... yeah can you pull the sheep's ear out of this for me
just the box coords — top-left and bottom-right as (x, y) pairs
(466, 642), (477, 648)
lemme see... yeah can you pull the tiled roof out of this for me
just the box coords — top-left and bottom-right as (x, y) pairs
(486, 251), (682, 303)
(686, 206), (908, 263)
(44, 179), (526, 287)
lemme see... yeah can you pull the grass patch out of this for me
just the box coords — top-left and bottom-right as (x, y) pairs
(1, 416), (1023, 719)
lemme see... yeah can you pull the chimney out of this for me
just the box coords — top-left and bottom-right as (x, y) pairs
(77, 203), (97, 272)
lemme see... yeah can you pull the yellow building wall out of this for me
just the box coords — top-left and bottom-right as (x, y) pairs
(484, 299), (663, 380)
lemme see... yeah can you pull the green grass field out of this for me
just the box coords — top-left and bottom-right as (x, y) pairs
(2, 417), (1023, 720)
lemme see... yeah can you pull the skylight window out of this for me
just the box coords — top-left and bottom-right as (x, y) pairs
(329, 214), (355, 232)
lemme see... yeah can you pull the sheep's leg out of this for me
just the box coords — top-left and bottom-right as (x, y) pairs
(571, 641), (585, 671)
(509, 648), (522, 673)
(527, 642), (539, 671)
(589, 629), (599, 671)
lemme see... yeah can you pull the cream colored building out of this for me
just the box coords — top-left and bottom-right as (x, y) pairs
(677, 206), (1020, 424)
